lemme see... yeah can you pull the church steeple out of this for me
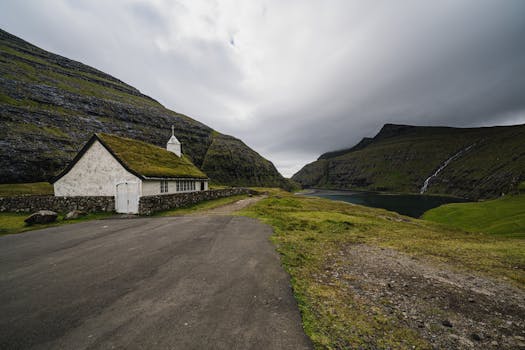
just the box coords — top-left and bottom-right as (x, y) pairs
(167, 125), (181, 157)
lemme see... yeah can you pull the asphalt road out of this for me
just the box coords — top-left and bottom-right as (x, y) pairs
(0, 216), (312, 349)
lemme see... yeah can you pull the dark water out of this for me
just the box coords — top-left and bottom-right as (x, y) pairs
(303, 190), (469, 218)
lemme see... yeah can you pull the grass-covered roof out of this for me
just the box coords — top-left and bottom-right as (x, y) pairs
(97, 133), (207, 179)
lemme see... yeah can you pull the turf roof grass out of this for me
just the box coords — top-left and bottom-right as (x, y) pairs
(97, 133), (207, 179)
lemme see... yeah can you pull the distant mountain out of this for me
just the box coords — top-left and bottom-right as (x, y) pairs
(292, 123), (525, 199)
(0, 28), (292, 189)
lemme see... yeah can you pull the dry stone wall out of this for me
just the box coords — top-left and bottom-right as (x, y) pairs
(138, 188), (256, 215)
(0, 188), (256, 215)
(0, 195), (114, 213)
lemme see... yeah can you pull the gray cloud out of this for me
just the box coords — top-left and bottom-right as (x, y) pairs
(1, 0), (525, 176)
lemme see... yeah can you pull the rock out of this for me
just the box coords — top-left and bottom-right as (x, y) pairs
(442, 319), (453, 328)
(471, 333), (482, 341)
(24, 210), (58, 225)
(65, 210), (87, 220)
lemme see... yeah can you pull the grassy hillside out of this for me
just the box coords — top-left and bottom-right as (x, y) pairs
(0, 182), (53, 196)
(202, 132), (291, 188)
(0, 28), (290, 188)
(423, 194), (525, 237)
(239, 191), (524, 349)
(293, 123), (525, 199)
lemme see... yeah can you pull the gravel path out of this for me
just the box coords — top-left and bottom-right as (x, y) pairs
(324, 244), (525, 349)
(189, 195), (267, 216)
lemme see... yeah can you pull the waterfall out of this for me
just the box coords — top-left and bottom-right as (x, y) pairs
(420, 144), (474, 194)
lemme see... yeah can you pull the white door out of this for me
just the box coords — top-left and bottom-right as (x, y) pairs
(115, 182), (139, 214)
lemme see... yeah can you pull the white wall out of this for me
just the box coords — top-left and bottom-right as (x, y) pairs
(166, 142), (181, 157)
(142, 180), (162, 196)
(54, 140), (140, 196)
(141, 180), (209, 196)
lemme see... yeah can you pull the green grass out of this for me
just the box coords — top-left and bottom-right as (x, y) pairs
(238, 191), (524, 349)
(98, 133), (207, 179)
(0, 212), (113, 236)
(0, 182), (53, 196)
(155, 194), (249, 216)
(209, 183), (229, 190)
(422, 194), (525, 237)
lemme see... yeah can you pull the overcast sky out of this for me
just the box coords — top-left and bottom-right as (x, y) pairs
(2, 0), (525, 177)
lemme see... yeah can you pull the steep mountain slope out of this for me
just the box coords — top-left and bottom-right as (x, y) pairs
(201, 132), (287, 186)
(0, 29), (290, 188)
(292, 123), (525, 199)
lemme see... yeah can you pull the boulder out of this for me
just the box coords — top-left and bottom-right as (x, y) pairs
(24, 210), (58, 225)
(442, 319), (453, 328)
(65, 210), (87, 220)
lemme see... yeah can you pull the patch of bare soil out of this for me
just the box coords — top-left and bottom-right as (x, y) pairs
(328, 244), (525, 349)
(192, 195), (267, 216)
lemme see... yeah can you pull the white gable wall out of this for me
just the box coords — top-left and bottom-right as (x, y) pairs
(54, 140), (140, 196)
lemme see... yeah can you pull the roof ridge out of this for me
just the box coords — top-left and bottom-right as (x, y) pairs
(52, 133), (208, 183)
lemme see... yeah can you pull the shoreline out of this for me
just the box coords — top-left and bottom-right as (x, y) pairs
(299, 187), (471, 200)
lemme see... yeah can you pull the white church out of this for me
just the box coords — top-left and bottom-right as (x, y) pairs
(52, 128), (209, 214)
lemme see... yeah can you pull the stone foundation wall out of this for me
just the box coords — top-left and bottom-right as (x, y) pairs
(139, 188), (255, 215)
(0, 195), (115, 213)
(0, 188), (255, 215)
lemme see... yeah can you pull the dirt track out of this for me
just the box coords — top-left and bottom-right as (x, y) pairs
(189, 195), (267, 216)
(325, 244), (525, 349)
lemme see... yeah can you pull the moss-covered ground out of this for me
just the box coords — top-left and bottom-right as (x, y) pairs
(0, 182), (53, 196)
(237, 190), (524, 349)
(422, 194), (525, 237)
(0, 212), (113, 236)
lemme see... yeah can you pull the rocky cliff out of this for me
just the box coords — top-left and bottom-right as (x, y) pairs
(292, 123), (525, 199)
(0, 29), (291, 188)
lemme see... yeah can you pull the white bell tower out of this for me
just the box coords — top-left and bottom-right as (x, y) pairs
(167, 125), (181, 157)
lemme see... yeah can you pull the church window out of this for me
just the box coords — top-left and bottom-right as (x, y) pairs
(160, 180), (168, 193)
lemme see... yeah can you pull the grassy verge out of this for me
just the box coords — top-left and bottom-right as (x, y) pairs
(422, 194), (525, 237)
(237, 191), (524, 349)
(154, 194), (249, 216)
(0, 212), (113, 236)
(0, 182), (53, 196)
(209, 183), (229, 190)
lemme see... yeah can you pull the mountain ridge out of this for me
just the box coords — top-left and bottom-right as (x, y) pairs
(0, 28), (292, 189)
(292, 123), (525, 199)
